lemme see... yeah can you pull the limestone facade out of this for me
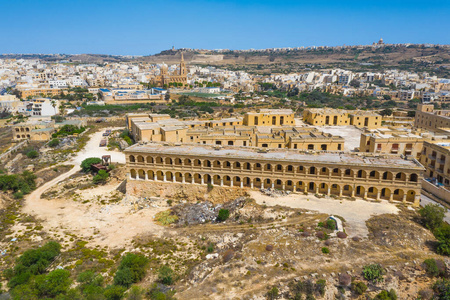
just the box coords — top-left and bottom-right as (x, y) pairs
(303, 108), (382, 129)
(126, 111), (344, 150)
(420, 139), (450, 187)
(359, 127), (426, 159)
(125, 144), (424, 206)
(415, 104), (450, 131)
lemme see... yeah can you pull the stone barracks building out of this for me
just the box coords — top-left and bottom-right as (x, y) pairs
(125, 143), (424, 206)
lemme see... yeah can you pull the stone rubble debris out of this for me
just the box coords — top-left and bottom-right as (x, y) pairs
(260, 188), (290, 197)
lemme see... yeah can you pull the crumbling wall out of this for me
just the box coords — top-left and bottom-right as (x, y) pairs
(126, 180), (248, 203)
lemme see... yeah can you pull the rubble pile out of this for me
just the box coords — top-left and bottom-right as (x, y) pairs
(172, 197), (247, 225)
(260, 188), (290, 197)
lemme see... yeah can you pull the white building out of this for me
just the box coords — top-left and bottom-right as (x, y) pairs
(27, 98), (59, 116)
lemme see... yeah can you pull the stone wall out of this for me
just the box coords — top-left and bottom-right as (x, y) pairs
(126, 180), (248, 203)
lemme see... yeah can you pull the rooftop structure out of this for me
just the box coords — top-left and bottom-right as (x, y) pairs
(303, 108), (382, 129)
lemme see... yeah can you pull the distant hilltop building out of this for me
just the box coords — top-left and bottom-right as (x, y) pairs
(151, 54), (188, 87)
(373, 38), (385, 46)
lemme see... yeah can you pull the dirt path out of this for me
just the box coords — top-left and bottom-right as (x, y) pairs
(20, 128), (164, 248)
(73, 127), (126, 165)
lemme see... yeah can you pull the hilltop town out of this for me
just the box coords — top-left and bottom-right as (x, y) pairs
(1, 44), (450, 299)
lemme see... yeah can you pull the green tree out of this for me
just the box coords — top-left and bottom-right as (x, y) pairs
(48, 138), (60, 148)
(81, 157), (102, 173)
(217, 209), (230, 222)
(419, 204), (446, 230)
(113, 253), (149, 287)
(7, 241), (61, 288)
(77, 270), (104, 296)
(93, 170), (109, 184)
(104, 285), (126, 300)
(35, 269), (71, 298)
(26, 150), (39, 159)
(379, 108), (393, 116)
(114, 267), (135, 288)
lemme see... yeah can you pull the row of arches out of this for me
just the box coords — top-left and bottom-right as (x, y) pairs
(16, 134), (31, 139)
(15, 127), (30, 132)
(128, 155), (419, 182)
(129, 169), (417, 202)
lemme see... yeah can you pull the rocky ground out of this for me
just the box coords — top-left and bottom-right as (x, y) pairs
(0, 127), (448, 299)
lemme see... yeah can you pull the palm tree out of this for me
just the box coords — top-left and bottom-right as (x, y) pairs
(51, 100), (57, 115)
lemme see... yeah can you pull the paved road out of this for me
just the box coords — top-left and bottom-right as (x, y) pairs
(26, 128), (126, 212)
(420, 193), (450, 223)
(72, 127), (126, 165)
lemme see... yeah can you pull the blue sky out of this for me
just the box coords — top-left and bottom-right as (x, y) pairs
(0, 0), (449, 55)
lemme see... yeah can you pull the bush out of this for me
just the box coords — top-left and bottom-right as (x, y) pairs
(0, 171), (36, 195)
(158, 265), (174, 285)
(419, 204), (446, 230)
(434, 223), (450, 255)
(13, 191), (24, 199)
(351, 281), (367, 295)
(338, 273), (351, 286)
(217, 208), (230, 222)
(423, 258), (446, 277)
(315, 279), (326, 296)
(48, 138), (60, 148)
(321, 247), (329, 254)
(337, 232), (347, 238)
(316, 231), (329, 240)
(120, 129), (134, 146)
(7, 241), (61, 288)
(113, 253), (149, 288)
(53, 124), (85, 137)
(126, 285), (144, 300)
(26, 150), (39, 159)
(34, 269), (71, 298)
(81, 157), (102, 173)
(222, 249), (235, 263)
(374, 289), (397, 300)
(147, 283), (176, 300)
(77, 270), (104, 295)
(326, 219), (336, 230)
(434, 279), (450, 298)
(289, 279), (324, 299)
(104, 285), (126, 300)
(93, 169), (109, 184)
(363, 264), (385, 283)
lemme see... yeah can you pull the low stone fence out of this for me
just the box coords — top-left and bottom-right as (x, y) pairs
(0, 140), (28, 163)
(422, 179), (450, 205)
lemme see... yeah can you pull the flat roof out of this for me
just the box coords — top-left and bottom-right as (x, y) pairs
(125, 143), (423, 170)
